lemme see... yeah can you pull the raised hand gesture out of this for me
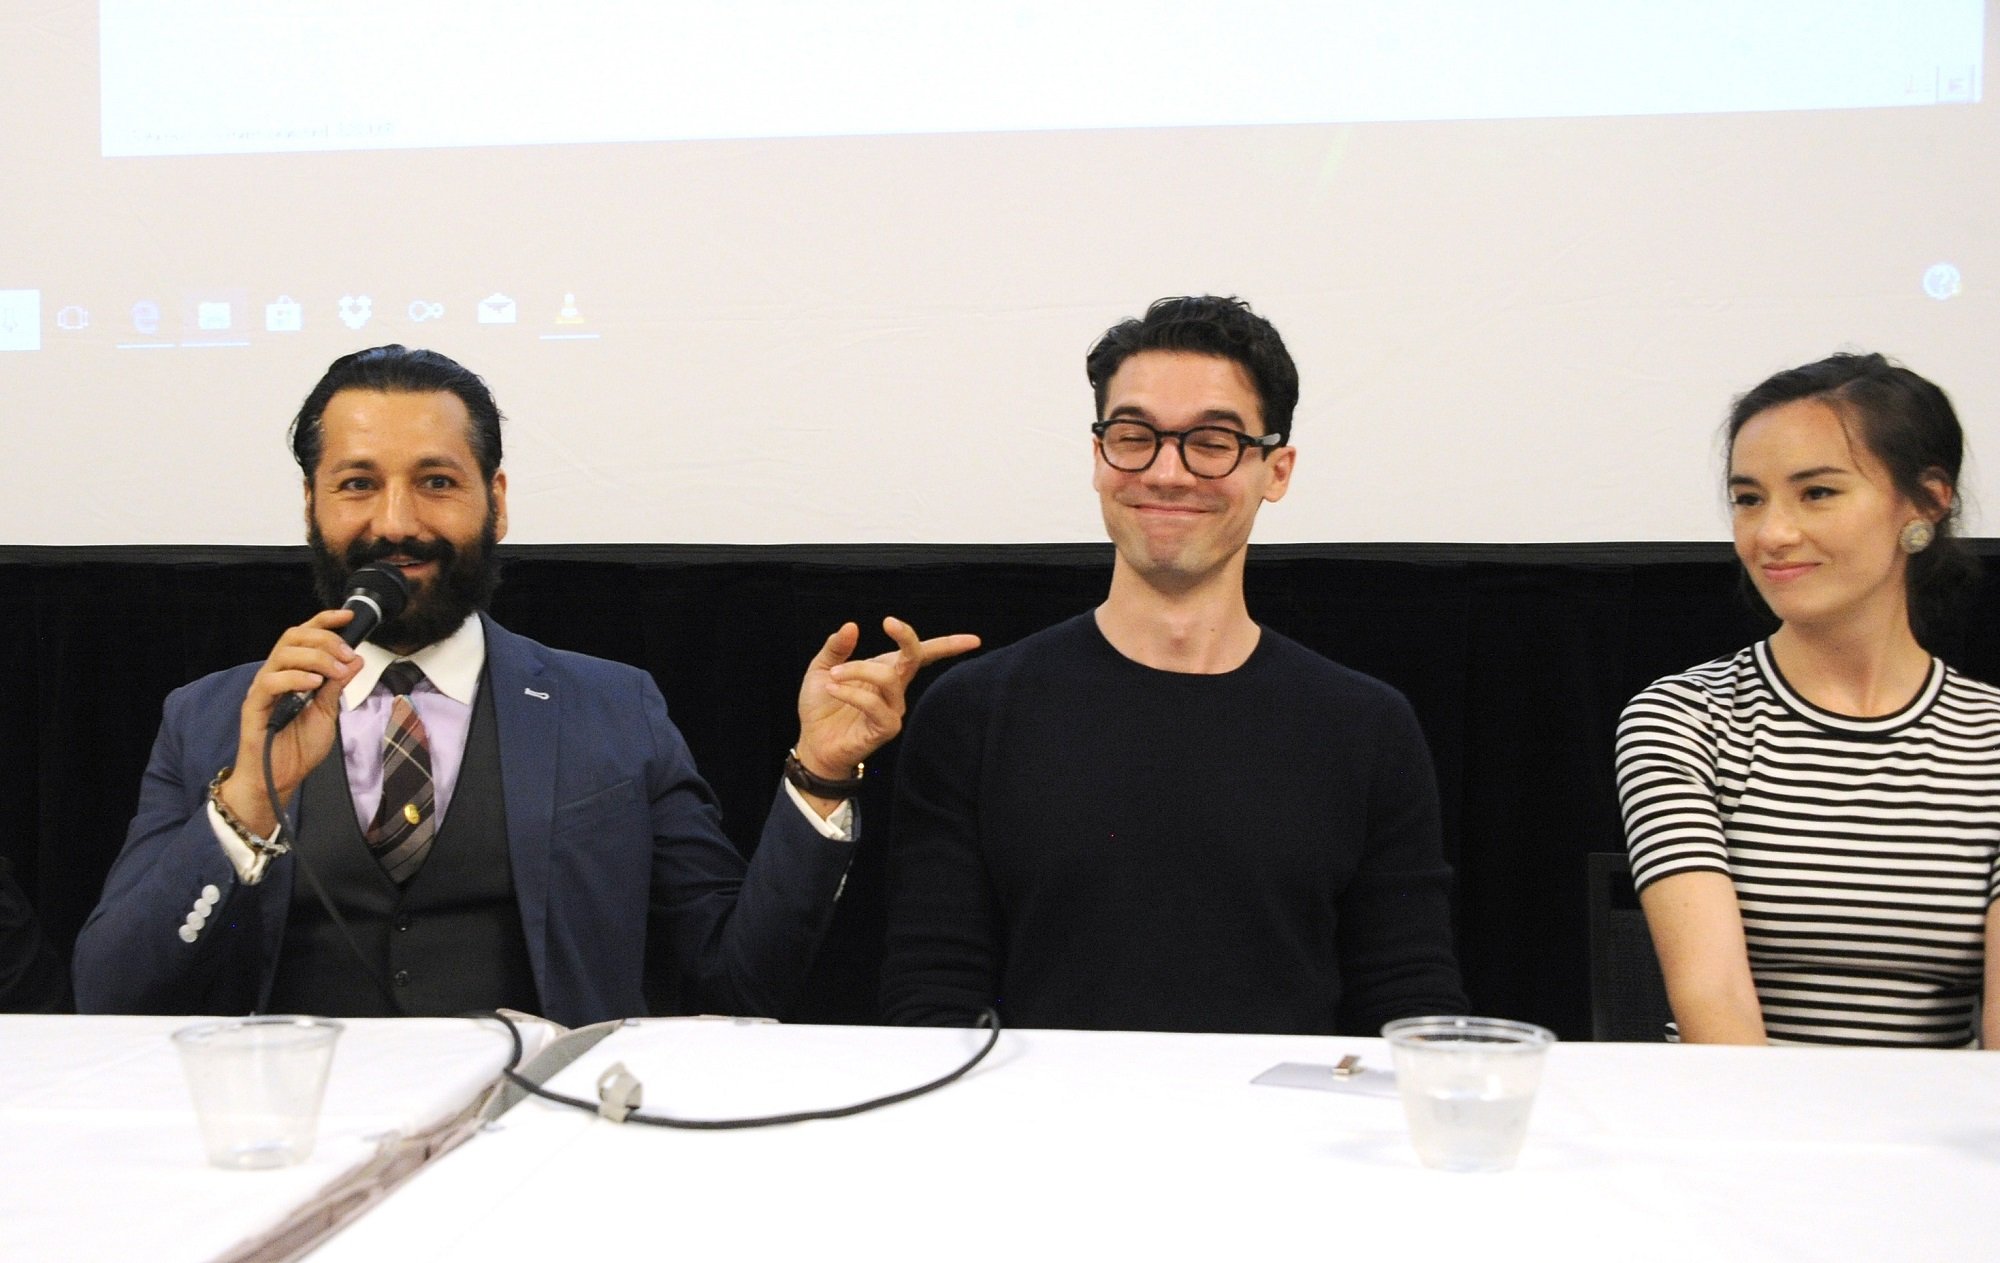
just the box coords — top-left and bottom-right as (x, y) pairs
(793, 616), (979, 812)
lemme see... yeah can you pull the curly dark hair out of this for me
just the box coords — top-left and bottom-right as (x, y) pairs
(1085, 296), (1299, 444)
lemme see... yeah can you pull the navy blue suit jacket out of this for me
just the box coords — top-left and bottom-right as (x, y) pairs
(74, 616), (852, 1026)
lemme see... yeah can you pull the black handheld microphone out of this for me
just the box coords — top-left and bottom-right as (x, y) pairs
(266, 563), (411, 732)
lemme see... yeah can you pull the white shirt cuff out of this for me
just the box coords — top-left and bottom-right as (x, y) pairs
(782, 778), (856, 841)
(207, 800), (276, 885)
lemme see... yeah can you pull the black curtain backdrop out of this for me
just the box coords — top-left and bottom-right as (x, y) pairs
(7, 542), (1996, 1036)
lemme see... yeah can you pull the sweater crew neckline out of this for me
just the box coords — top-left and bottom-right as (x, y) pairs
(1752, 638), (1945, 735)
(1083, 612), (1273, 682)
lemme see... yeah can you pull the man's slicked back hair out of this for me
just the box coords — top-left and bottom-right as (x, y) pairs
(290, 345), (504, 483)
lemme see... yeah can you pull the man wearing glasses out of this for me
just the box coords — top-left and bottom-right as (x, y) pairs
(881, 295), (1466, 1033)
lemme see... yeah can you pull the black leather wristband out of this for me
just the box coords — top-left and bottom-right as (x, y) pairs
(784, 748), (865, 798)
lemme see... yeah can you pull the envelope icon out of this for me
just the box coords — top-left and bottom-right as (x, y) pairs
(477, 293), (517, 325)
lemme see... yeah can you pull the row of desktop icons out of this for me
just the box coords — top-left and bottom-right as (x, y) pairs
(46, 292), (589, 337)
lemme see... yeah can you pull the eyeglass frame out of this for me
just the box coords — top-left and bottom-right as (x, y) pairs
(1090, 417), (1286, 479)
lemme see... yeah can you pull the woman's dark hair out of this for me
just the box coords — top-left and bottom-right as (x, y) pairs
(289, 345), (504, 483)
(1726, 351), (1976, 649)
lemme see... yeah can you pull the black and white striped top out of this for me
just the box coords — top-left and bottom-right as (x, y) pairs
(1616, 642), (2000, 1047)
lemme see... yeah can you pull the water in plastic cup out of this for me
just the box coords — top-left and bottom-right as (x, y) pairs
(1382, 1015), (1554, 1172)
(172, 1016), (343, 1169)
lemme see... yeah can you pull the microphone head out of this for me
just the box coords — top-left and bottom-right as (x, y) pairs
(344, 562), (411, 622)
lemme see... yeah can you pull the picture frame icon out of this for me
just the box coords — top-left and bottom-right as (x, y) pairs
(477, 293), (517, 325)
(266, 296), (304, 332)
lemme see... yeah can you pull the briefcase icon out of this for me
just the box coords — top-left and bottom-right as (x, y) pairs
(265, 296), (303, 332)
(477, 293), (518, 324)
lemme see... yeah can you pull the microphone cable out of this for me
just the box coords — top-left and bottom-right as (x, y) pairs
(483, 1005), (1003, 1129)
(263, 725), (1004, 1126)
(263, 724), (407, 1016)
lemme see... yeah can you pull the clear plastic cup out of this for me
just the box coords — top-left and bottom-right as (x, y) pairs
(172, 1016), (344, 1169)
(1382, 1015), (1555, 1172)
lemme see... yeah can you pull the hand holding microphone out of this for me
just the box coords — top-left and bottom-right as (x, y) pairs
(266, 564), (409, 731)
(217, 565), (410, 836)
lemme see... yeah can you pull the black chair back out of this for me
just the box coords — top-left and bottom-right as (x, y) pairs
(1586, 852), (1673, 1041)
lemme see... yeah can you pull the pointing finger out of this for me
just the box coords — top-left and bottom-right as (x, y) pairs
(915, 633), (981, 666)
(881, 617), (981, 671)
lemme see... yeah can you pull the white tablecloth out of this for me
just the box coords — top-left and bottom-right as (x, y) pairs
(309, 1021), (2000, 1261)
(0, 1015), (515, 1262)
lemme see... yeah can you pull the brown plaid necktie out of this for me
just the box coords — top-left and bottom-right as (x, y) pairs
(365, 661), (436, 884)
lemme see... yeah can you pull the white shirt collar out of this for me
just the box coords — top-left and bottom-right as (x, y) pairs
(341, 614), (487, 709)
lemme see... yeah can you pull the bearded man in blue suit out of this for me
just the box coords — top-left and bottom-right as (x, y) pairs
(75, 346), (974, 1025)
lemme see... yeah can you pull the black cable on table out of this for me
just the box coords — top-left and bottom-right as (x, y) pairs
(484, 1006), (1003, 1129)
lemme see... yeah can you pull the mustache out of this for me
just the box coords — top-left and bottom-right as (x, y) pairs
(343, 535), (456, 570)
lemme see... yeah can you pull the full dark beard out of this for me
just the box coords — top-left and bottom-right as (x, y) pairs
(308, 512), (501, 652)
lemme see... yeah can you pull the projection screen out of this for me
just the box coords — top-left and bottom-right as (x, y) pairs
(0, 1), (1990, 546)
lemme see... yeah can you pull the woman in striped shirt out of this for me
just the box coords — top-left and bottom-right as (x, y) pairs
(1616, 353), (1999, 1046)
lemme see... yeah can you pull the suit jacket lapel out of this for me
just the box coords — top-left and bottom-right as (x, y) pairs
(482, 615), (558, 984)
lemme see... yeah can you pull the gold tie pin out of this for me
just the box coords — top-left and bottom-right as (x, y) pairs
(404, 802), (422, 825)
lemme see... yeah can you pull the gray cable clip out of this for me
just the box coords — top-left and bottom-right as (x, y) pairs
(595, 1062), (643, 1123)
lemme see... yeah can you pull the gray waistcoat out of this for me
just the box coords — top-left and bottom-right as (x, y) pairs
(268, 676), (539, 1017)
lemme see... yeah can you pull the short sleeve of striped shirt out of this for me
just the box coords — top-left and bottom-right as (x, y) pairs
(1615, 654), (1742, 893)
